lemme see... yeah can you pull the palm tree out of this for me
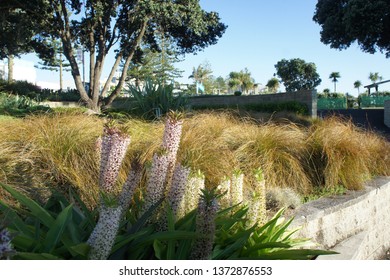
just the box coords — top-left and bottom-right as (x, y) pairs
(368, 72), (383, 93)
(228, 68), (254, 94)
(354, 80), (362, 94)
(189, 62), (212, 94)
(266, 77), (280, 93)
(329, 72), (341, 93)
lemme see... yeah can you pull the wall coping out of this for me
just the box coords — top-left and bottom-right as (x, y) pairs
(289, 177), (390, 260)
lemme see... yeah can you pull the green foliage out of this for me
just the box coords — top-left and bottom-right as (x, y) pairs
(228, 68), (255, 94)
(266, 78), (280, 93)
(127, 33), (184, 86)
(313, 0), (390, 57)
(329, 72), (341, 93)
(0, 79), (41, 98)
(234, 91), (242, 96)
(213, 208), (335, 260)
(275, 58), (322, 92)
(0, 182), (95, 259)
(0, 92), (50, 116)
(192, 101), (309, 115)
(126, 79), (188, 119)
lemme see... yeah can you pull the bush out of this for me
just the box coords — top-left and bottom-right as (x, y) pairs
(191, 101), (309, 115)
(234, 91), (242, 96)
(0, 92), (50, 116)
(126, 79), (188, 119)
(0, 80), (41, 99)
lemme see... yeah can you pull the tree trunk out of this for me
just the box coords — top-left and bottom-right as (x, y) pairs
(8, 55), (14, 83)
(59, 53), (63, 91)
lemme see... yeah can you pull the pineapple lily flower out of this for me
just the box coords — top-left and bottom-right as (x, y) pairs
(99, 126), (131, 193)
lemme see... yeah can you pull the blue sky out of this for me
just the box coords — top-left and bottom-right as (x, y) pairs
(14, 0), (390, 96)
(176, 0), (390, 96)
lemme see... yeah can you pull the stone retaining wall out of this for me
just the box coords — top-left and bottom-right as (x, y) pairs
(290, 177), (390, 260)
(189, 90), (317, 117)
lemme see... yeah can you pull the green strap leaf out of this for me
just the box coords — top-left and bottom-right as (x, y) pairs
(0, 182), (55, 228)
(44, 204), (73, 253)
(0, 201), (34, 237)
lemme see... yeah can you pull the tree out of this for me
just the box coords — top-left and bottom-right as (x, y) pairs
(0, 1), (39, 82)
(368, 72), (383, 93)
(313, 0), (390, 57)
(266, 77), (280, 93)
(35, 38), (71, 91)
(354, 80), (362, 94)
(3, 1), (226, 112)
(213, 76), (228, 94)
(329, 72), (341, 93)
(127, 32), (184, 87)
(274, 58), (321, 92)
(189, 62), (213, 94)
(228, 68), (255, 94)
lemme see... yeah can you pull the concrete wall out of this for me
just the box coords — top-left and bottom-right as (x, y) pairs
(290, 177), (390, 260)
(41, 101), (81, 108)
(385, 100), (390, 128)
(189, 90), (317, 117)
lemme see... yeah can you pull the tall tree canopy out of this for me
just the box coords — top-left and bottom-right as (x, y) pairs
(274, 58), (321, 92)
(1, 0), (226, 112)
(313, 0), (390, 57)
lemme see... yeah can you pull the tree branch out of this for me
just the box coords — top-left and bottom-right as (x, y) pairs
(103, 20), (148, 107)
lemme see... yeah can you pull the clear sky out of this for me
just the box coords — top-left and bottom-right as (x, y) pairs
(176, 0), (390, 96)
(12, 0), (390, 96)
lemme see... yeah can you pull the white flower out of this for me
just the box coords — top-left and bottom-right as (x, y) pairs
(99, 127), (131, 193)
(168, 163), (191, 220)
(87, 205), (122, 260)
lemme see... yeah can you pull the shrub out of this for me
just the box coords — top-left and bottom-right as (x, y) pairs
(126, 79), (188, 119)
(0, 80), (41, 99)
(0, 92), (50, 116)
(234, 91), (242, 96)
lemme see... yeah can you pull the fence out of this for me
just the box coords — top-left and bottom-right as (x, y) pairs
(360, 96), (390, 108)
(317, 97), (347, 110)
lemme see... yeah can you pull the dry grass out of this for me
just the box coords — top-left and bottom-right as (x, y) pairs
(306, 117), (390, 190)
(0, 113), (103, 204)
(0, 111), (389, 207)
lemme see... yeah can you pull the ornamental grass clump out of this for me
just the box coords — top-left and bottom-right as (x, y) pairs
(306, 117), (390, 190)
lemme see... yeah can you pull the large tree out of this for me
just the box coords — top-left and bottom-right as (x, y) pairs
(189, 62), (213, 94)
(127, 32), (184, 87)
(3, 0), (226, 112)
(35, 38), (71, 91)
(313, 0), (390, 57)
(274, 58), (321, 92)
(0, 1), (40, 82)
